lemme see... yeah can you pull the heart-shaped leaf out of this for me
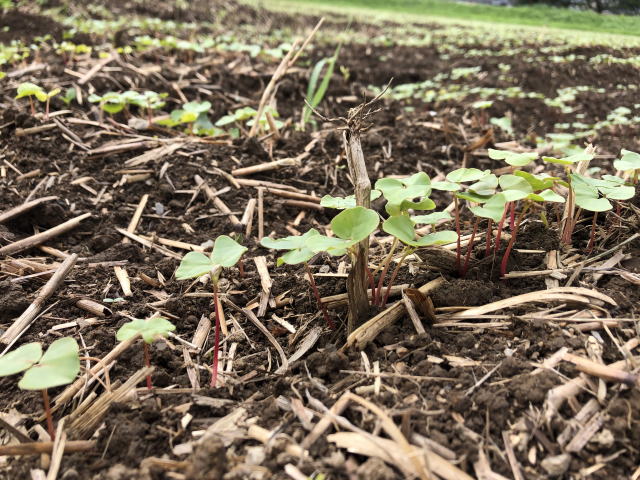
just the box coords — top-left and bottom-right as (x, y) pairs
(175, 251), (215, 280)
(446, 168), (486, 183)
(0, 343), (42, 377)
(614, 149), (640, 171)
(469, 194), (508, 222)
(469, 173), (498, 195)
(306, 235), (352, 256)
(535, 189), (565, 203)
(116, 317), (176, 344)
(542, 151), (594, 165)
(330, 207), (379, 243)
(261, 229), (320, 266)
(574, 195), (612, 212)
(320, 190), (381, 209)
(499, 174), (533, 194)
(513, 171), (557, 191)
(411, 211), (453, 224)
(18, 338), (80, 391)
(382, 216), (457, 247)
(210, 235), (247, 267)
(488, 149), (537, 166)
(375, 173), (432, 215)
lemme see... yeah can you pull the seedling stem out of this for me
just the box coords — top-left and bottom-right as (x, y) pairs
(305, 262), (334, 329)
(42, 389), (54, 440)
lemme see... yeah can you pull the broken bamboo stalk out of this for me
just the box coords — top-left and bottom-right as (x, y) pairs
(0, 213), (91, 257)
(194, 175), (241, 226)
(232, 158), (300, 177)
(0, 196), (58, 224)
(345, 277), (445, 349)
(0, 441), (95, 456)
(122, 194), (148, 244)
(1, 253), (78, 345)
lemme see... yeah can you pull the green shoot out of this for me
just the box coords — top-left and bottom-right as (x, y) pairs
(176, 236), (247, 387)
(116, 317), (176, 390)
(302, 43), (341, 129)
(615, 149), (640, 184)
(15, 82), (60, 119)
(0, 338), (80, 439)
(260, 229), (334, 329)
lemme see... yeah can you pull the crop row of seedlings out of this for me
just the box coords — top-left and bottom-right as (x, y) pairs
(1, 5), (639, 478)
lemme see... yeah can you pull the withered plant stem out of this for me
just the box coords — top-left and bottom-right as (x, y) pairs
(305, 263), (334, 330)
(42, 389), (55, 441)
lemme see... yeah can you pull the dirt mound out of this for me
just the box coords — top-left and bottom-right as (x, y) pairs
(0, 11), (64, 44)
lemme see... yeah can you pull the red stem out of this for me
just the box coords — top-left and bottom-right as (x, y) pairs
(494, 202), (510, 254)
(366, 265), (376, 302)
(382, 249), (411, 306)
(29, 97), (35, 116)
(143, 342), (152, 390)
(42, 389), (55, 441)
(45, 98), (50, 121)
(500, 204), (529, 277)
(211, 282), (221, 387)
(509, 201), (516, 230)
(461, 218), (479, 277)
(454, 196), (461, 274)
(305, 263), (334, 330)
(586, 211), (598, 253)
(484, 219), (493, 258)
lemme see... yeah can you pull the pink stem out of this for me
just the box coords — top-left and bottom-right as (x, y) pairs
(484, 219), (493, 258)
(461, 218), (479, 277)
(382, 250), (411, 306)
(42, 389), (55, 441)
(501, 204), (529, 277)
(306, 263), (334, 330)
(454, 196), (461, 274)
(211, 282), (221, 387)
(494, 202), (510, 254)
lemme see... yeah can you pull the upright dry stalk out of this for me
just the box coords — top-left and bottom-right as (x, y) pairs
(343, 122), (372, 334)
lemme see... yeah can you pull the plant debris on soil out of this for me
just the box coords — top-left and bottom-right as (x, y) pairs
(0, 1), (639, 479)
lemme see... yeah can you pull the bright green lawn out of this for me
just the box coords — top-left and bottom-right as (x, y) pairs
(255, 0), (640, 37)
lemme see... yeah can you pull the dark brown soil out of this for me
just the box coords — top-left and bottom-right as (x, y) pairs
(0, 2), (639, 479)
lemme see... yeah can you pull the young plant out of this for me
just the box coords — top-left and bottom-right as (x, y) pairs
(262, 207), (379, 326)
(615, 149), (640, 184)
(569, 173), (635, 251)
(15, 82), (60, 119)
(88, 91), (127, 116)
(0, 337), (80, 440)
(373, 172), (437, 303)
(127, 90), (168, 123)
(444, 167), (491, 276)
(301, 43), (341, 129)
(381, 215), (457, 304)
(175, 236), (247, 387)
(116, 316), (176, 390)
(157, 101), (216, 135)
(215, 105), (283, 137)
(260, 229), (334, 329)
